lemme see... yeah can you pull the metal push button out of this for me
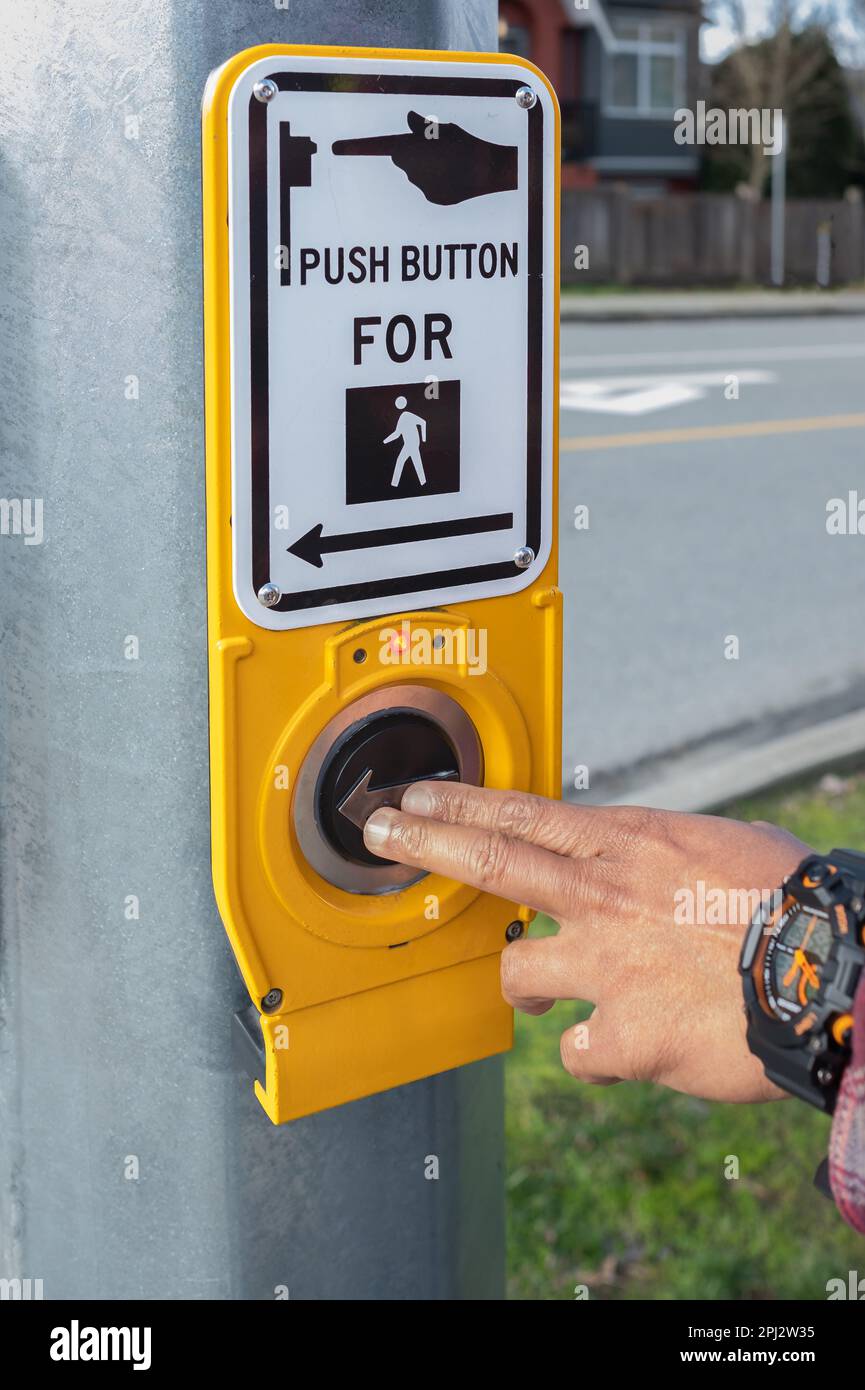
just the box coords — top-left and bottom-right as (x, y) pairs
(316, 710), (459, 868)
(293, 685), (483, 895)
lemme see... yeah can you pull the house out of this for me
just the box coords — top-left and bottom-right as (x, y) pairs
(499, 0), (703, 191)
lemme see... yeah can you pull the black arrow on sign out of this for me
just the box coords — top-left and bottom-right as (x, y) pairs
(287, 513), (514, 569)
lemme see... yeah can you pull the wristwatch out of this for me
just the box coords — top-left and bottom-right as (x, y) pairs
(740, 849), (865, 1113)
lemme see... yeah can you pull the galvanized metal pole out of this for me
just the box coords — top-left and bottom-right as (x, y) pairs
(0, 0), (503, 1300)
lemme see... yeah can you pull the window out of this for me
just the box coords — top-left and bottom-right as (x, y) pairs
(605, 17), (686, 117)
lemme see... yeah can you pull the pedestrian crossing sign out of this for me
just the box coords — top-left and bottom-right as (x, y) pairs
(217, 46), (557, 630)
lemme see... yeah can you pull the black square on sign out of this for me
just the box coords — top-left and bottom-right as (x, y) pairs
(345, 380), (460, 506)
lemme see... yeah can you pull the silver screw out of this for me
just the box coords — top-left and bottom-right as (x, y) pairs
(513, 546), (535, 570)
(505, 920), (525, 942)
(516, 86), (537, 109)
(257, 582), (281, 608)
(816, 1065), (835, 1087)
(261, 988), (283, 1013)
(253, 78), (278, 104)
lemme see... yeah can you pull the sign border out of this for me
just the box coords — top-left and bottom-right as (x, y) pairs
(245, 68), (546, 614)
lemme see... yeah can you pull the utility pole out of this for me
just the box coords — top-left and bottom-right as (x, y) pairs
(0, 0), (503, 1300)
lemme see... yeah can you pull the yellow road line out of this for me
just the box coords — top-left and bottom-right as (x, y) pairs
(561, 412), (865, 453)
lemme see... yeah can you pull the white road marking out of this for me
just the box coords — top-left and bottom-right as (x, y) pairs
(560, 342), (865, 371)
(561, 369), (776, 416)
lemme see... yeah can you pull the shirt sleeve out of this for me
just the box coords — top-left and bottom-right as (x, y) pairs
(829, 971), (865, 1234)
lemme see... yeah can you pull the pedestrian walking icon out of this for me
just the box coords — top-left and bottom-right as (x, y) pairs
(345, 381), (460, 505)
(384, 396), (427, 487)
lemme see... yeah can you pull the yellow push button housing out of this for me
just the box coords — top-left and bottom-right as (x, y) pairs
(202, 43), (561, 1122)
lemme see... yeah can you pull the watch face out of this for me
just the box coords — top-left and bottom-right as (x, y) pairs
(761, 902), (833, 1021)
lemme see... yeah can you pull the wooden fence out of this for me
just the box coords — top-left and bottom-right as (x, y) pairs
(561, 188), (865, 287)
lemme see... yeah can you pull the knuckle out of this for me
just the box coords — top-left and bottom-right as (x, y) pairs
(611, 804), (662, 850)
(465, 831), (511, 888)
(589, 857), (640, 918)
(494, 793), (544, 840)
(435, 783), (473, 825)
(500, 941), (527, 999)
(596, 806), (677, 897)
(557, 863), (595, 920)
(602, 1010), (638, 1082)
(604, 999), (667, 1085)
(559, 853), (631, 927)
(388, 816), (429, 861)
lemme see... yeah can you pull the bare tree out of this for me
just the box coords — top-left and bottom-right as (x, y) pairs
(705, 0), (856, 191)
(846, 0), (865, 65)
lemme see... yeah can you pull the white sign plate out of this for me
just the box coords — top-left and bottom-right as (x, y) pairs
(227, 52), (556, 630)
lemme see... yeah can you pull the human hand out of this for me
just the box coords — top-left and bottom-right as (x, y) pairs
(362, 784), (812, 1102)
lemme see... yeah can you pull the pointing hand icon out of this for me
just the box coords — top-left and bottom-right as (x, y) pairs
(332, 111), (518, 206)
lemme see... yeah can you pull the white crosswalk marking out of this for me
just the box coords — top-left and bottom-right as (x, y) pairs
(560, 369), (777, 416)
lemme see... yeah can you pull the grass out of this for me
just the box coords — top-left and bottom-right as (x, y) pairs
(506, 767), (865, 1300)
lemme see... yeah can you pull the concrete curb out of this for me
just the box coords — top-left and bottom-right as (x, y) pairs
(560, 291), (865, 323)
(601, 709), (865, 814)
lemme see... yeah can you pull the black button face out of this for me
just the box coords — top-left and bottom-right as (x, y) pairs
(314, 708), (459, 867)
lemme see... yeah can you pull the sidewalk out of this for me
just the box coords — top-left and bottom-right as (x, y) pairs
(561, 288), (865, 322)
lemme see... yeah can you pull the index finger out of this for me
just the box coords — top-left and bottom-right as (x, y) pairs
(331, 134), (409, 157)
(362, 806), (590, 919)
(400, 780), (615, 858)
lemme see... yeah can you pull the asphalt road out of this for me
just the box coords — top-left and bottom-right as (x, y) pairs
(558, 313), (865, 802)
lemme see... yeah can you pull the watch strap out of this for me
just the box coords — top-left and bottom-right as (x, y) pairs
(829, 848), (865, 883)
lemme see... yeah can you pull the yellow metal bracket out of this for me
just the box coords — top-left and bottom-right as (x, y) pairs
(203, 43), (562, 1123)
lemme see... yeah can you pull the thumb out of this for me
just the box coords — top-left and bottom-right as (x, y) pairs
(559, 1012), (623, 1087)
(406, 110), (430, 136)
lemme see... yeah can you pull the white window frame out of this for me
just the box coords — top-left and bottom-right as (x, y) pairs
(602, 16), (687, 120)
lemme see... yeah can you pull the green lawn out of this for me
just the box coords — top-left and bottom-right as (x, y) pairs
(506, 768), (865, 1300)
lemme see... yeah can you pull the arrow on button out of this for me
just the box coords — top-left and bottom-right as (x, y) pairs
(288, 513), (514, 569)
(337, 768), (458, 831)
